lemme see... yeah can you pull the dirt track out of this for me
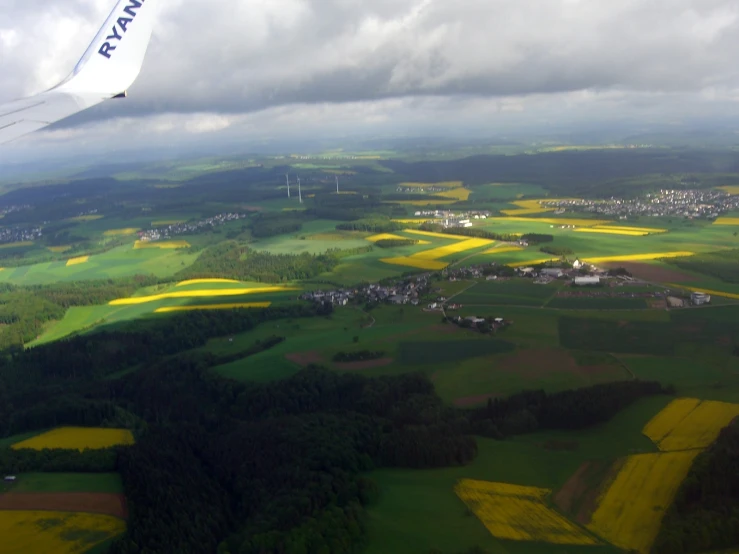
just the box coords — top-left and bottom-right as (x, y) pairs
(0, 493), (127, 519)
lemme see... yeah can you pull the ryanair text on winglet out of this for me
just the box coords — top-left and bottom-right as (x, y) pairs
(98, 0), (146, 59)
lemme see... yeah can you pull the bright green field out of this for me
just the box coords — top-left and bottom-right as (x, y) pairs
(365, 395), (670, 554)
(0, 244), (199, 285)
(11, 473), (123, 494)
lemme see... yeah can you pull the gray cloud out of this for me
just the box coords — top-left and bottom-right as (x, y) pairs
(1, 0), (739, 158)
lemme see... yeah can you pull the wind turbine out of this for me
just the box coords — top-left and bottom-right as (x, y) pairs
(286, 174), (291, 198)
(298, 177), (303, 204)
(336, 175), (340, 194)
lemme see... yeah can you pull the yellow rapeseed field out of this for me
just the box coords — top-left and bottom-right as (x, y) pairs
(399, 181), (462, 189)
(103, 228), (140, 236)
(501, 199), (557, 216)
(575, 228), (649, 236)
(643, 398), (739, 451)
(155, 302), (272, 313)
(714, 217), (739, 225)
(643, 398), (701, 445)
(47, 245), (73, 253)
(482, 246), (523, 255)
(366, 233), (408, 242)
(1, 511), (126, 554)
(583, 252), (695, 264)
(109, 286), (299, 306)
(134, 240), (190, 249)
(455, 479), (597, 545)
(411, 238), (493, 260)
(12, 427), (134, 451)
(380, 257), (449, 270)
(593, 225), (667, 233)
(176, 279), (242, 286)
(588, 451), (699, 554)
(66, 256), (90, 266)
(489, 216), (612, 227)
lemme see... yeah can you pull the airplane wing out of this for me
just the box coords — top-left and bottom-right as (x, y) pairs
(0, 0), (158, 145)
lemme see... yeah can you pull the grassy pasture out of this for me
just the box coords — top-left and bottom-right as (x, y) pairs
(398, 340), (515, 364)
(11, 473), (123, 494)
(0, 244), (199, 285)
(454, 280), (561, 307)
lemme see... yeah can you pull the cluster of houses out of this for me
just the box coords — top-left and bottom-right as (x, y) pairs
(138, 212), (247, 242)
(447, 315), (512, 333)
(300, 274), (433, 307)
(0, 225), (42, 246)
(543, 189), (739, 220)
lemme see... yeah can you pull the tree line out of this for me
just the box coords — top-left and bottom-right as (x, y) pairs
(653, 421), (739, 554)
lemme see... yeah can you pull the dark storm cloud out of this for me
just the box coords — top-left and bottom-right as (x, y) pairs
(3, 0), (739, 116)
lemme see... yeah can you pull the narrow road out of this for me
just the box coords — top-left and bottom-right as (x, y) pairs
(355, 306), (376, 328)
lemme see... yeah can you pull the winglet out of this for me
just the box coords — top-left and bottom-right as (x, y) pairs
(53, 0), (158, 97)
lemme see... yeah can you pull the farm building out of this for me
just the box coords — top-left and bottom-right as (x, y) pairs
(540, 268), (564, 278)
(465, 316), (486, 325)
(572, 259), (584, 269)
(667, 297), (685, 308)
(574, 276), (601, 286)
(690, 292), (711, 306)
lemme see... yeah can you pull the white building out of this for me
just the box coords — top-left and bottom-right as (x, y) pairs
(540, 268), (564, 278)
(574, 276), (601, 286)
(691, 292), (711, 306)
(572, 259), (584, 269)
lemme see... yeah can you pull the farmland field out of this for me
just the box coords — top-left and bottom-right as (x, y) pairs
(587, 451), (700, 553)
(455, 281), (560, 306)
(11, 427), (134, 451)
(10, 473), (123, 494)
(642, 398), (739, 451)
(547, 297), (649, 310)
(398, 339), (515, 364)
(455, 479), (597, 545)
(1, 511), (125, 554)
(6, 147), (739, 554)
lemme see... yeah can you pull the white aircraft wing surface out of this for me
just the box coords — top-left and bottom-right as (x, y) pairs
(0, 0), (158, 145)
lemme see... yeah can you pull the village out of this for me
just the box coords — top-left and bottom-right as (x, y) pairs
(543, 189), (739, 219)
(137, 212), (247, 242)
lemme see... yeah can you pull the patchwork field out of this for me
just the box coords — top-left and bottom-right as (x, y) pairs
(11, 427), (134, 451)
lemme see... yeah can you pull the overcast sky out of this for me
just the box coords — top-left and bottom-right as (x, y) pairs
(2, 0), (739, 162)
